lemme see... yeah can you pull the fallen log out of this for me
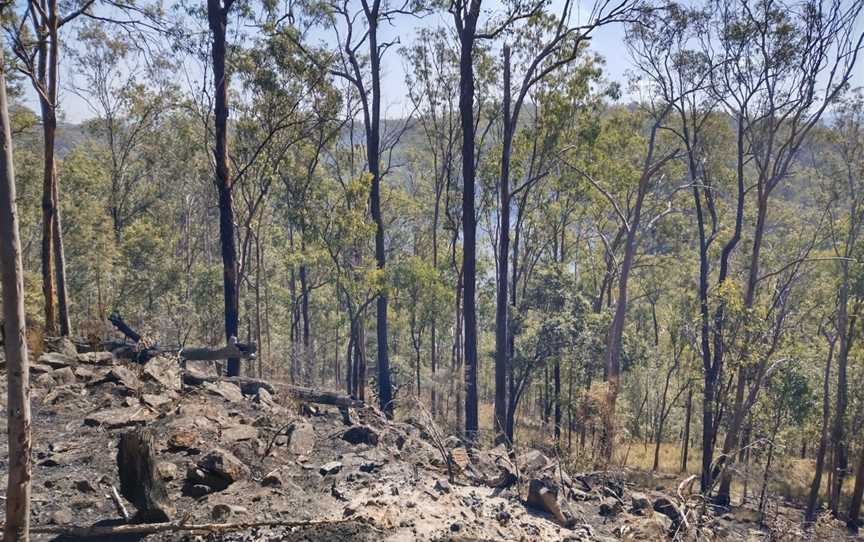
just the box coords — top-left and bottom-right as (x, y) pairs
(107, 339), (256, 363)
(180, 338), (256, 361)
(278, 384), (364, 408)
(20, 518), (356, 538)
(108, 312), (142, 343)
(107, 313), (255, 362)
(180, 371), (362, 408)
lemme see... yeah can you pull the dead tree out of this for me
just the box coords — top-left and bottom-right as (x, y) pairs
(117, 429), (174, 522)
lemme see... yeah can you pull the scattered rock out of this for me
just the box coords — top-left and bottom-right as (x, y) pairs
(49, 508), (74, 525)
(599, 497), (622, 517)
(73, 479), (96, 493)
(434, 479), (451, 494)
(142, 356), (181, 392)
(51, 366), (76, 385)
(157, 462), (179, 481)
(450, 521), (464, 532)
(518, 450), (550, 474)
(77, 351), (115, 365)
(630, 492), (652, 516)
(203, 381), (244, 403)
(30, 363), (53, 375)
(84, 407), (154, 430)
(45, 336), (79, 358)
(262, 468), (286, 487)
(95, 366), (141, 393)
(223, 424), (258, 442)
(290, 421), (315, 455)
(184, 483), (211, 499)
(34, 372), (55, 388)
(526, 478), (568, 526)
(194, 449), (249, 490)
(342, 425), (379, 446)
(497, 509), (511, 526)
(320, 461), (343, 476)
(653, 496), (683, 530)
(360, 461), (383, 473)
(39, 352), (75, 369)
(167, 431), (200, 453)
(142, 393), (173, 410)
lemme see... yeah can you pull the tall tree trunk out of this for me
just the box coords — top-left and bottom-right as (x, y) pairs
(702, 116), (746, 493)
(716, 195), (768, 506)
(830, 264), (852, 516)
(0, 45), (33, 540)
(601, 152), (653, 462)
(365, 17), (394, 418)
(208, 0), (240, 377)
(457, 5), (480, 441)
(493, 45), (512, 445)
(39, 101), (57, 336)
(806, 333), (836, 522)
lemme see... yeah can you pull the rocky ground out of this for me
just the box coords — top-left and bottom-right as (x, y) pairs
(0, 340), (859, 541)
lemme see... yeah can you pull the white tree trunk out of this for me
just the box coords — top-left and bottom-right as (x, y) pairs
(0, 44), (33, 541)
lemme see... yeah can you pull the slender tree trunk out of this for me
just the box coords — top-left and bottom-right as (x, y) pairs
(52, 177), (70, 336)
(716, 195), (768, 506)
(40, 103), (57, 336)
(208, 0), (240, 377)
(601, 175), (647, 462)
(554, 359), (561, 444)
(830, 267), (852, 516)
(0, 45), (33, 540)
(365, 17), (394, 418)
(758, 412), (783, 523)
(493, 45), (512, 445)
(682, 387), (692, 473)
(299, 261), (311, 383)
(806, 334), (836, 522)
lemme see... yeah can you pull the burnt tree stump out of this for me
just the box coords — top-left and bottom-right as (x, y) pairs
(117, 428), (175, 522)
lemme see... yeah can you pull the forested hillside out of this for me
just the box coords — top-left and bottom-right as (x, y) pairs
(1, 0), (864, 540)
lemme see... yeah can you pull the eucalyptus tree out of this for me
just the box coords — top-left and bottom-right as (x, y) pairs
(68, 25), (179, 241)
(0, 37), (31, 542)
(491, 0), (637, 446)
(403, 26), (461, 416)
(5, 0), (165, 337)
(702, 0), (864, 506)
(318, 0), (427, 417)
(564, 105), (679, 461)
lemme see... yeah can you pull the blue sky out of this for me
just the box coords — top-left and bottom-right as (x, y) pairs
(33, 0), (864, 123)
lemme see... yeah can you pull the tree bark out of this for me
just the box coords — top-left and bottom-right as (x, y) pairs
(208, 0), (240, 378)
(0, 43), (32, 542)
(493, 45), (512, 445)
(363, 12), (394, 418)
(455, 0), (481, 441)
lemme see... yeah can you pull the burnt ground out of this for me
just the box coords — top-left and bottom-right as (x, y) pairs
(0, 341), (860, 541)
